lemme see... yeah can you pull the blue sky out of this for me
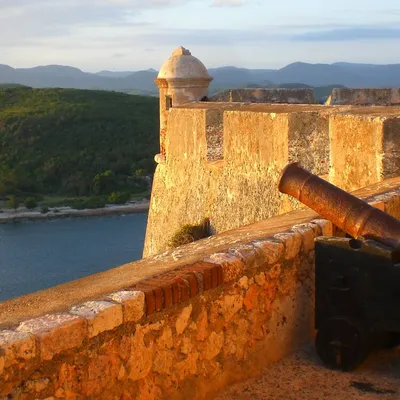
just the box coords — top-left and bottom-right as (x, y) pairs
(1, 0), (400, 71)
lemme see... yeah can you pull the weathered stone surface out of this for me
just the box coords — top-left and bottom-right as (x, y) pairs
(205, 252), (244, 282)
(328, 112), (399, 191)
(24, 378), (49, 393)
(153, 350), (175, 375)
(217, 294), (243, 322)
(224, 319), (250, 361)
(180, 337), (193, 355)
(107, 291), (145, 322)
(311, 219), (333, 237)
(210, 88), (315, 104)
(291, 223), (317, 252)
(143, 103), (348, 257)
(3, 151), (400, 400)
(0, 330), (36, 367)
(175, 352), (199, 381)
(196, 305), (209, 341)
(238, 276), (249, 290)
(274, 232), (302, 259)
(126, 327), (154, 381)
(254, 272), (266, 286)
(83, 354), (121, 396)
(57, 362), (84, 394)
(328, 88), (400, 106)
(288, 111), (330, 176)
(252, 239), (285, 265)
(175, 305), (192, 335)
(243, 284), (262, 311)
(70, 301), (122, 338)
(157, 326), (174, 350)
(229, 243), (265, 272)
(201, 331), (224, 360)
(17, 313), (86, 361)
(137, 376), (163, 400)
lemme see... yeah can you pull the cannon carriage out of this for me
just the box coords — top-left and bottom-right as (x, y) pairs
(279, 163), (400, 371)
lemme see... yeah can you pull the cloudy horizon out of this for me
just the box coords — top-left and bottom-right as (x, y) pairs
(1, 0), (400, 72)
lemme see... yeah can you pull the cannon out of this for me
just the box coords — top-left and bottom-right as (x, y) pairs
(278, 162), (400, 371)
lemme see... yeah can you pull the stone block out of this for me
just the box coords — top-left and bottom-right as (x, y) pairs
(274, 232), (302, 260)
(70, 301), (122, 339)
(228, 243), (265, 272)
(252, 239), (284, 265)
(218, 294), (243, 322)
(311, 219), (333, 237)
(0, 330), (36, 368)
(288, 111), (330, 176)
(176, 305), (193, 335)
(383, 118), (400, 179)
(291, 223), (317, 252)
(201, 331), (224, 361)
(131, 285), (156, 316)
(24, 378), (50, 393)
(17, 313), (86, 361)
(205, 252), (245, 282)
(210, 88), (315, 104)
(329, 88), (400, 106)
(107, 291), (145, 323)
(329, 113), (385, 191)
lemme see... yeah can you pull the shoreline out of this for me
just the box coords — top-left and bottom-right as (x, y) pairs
(0, 201), (150, 223)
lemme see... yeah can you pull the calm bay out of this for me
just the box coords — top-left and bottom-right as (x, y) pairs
(0, 213), (148, 302)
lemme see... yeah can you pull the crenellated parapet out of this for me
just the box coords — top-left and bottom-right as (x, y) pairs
(145, 48), (400, 257)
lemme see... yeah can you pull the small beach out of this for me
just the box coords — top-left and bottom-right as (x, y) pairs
(0, 200), (150, 223)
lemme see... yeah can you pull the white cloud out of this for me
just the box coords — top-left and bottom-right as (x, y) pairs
(212, 0), (245, 6)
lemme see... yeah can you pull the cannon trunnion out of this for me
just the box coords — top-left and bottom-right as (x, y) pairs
(278, 162), (400, 371)
(315, 237), (400, 371)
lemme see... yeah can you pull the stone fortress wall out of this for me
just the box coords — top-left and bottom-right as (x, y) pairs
(144, 47), (400, 257)
(1, 47), (400, 399)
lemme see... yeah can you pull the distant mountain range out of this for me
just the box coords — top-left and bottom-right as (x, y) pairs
(1, 62), (400, 98)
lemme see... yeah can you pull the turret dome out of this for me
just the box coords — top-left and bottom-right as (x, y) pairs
(157, 46), (212, 81)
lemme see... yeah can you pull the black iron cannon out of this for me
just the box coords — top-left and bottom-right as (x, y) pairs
(278, 162), (400, 371)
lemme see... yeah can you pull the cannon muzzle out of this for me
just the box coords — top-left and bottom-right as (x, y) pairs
(278, 162), (400, 249)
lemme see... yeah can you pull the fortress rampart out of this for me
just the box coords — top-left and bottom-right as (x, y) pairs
(1, 47), (400, 399)
(1, 179), (400, 399)
(144, 99), (400, 256)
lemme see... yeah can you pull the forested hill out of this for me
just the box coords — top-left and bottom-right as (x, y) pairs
(0, 87), (159, 199)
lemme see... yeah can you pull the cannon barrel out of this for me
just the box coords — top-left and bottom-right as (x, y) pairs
(278, 162), (400, 249)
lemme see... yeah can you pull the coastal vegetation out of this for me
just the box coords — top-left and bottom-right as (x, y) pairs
(0, 87), (159, 208)
(168, 218), (211, 248)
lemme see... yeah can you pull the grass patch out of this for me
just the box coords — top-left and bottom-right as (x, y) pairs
(169, 218), (211, 248)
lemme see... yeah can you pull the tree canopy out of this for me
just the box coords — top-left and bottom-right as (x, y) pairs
(0, 87), (159, 197)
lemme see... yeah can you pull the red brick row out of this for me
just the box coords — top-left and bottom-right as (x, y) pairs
(182, 261), (223, 290)
(130, 262), (224, 316)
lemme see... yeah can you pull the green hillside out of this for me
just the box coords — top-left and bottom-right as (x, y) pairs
(0, 87), (159, 199)
(0, 83), (30, 89)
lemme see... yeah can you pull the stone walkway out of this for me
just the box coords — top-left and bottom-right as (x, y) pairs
(216, 345), (400, 400)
